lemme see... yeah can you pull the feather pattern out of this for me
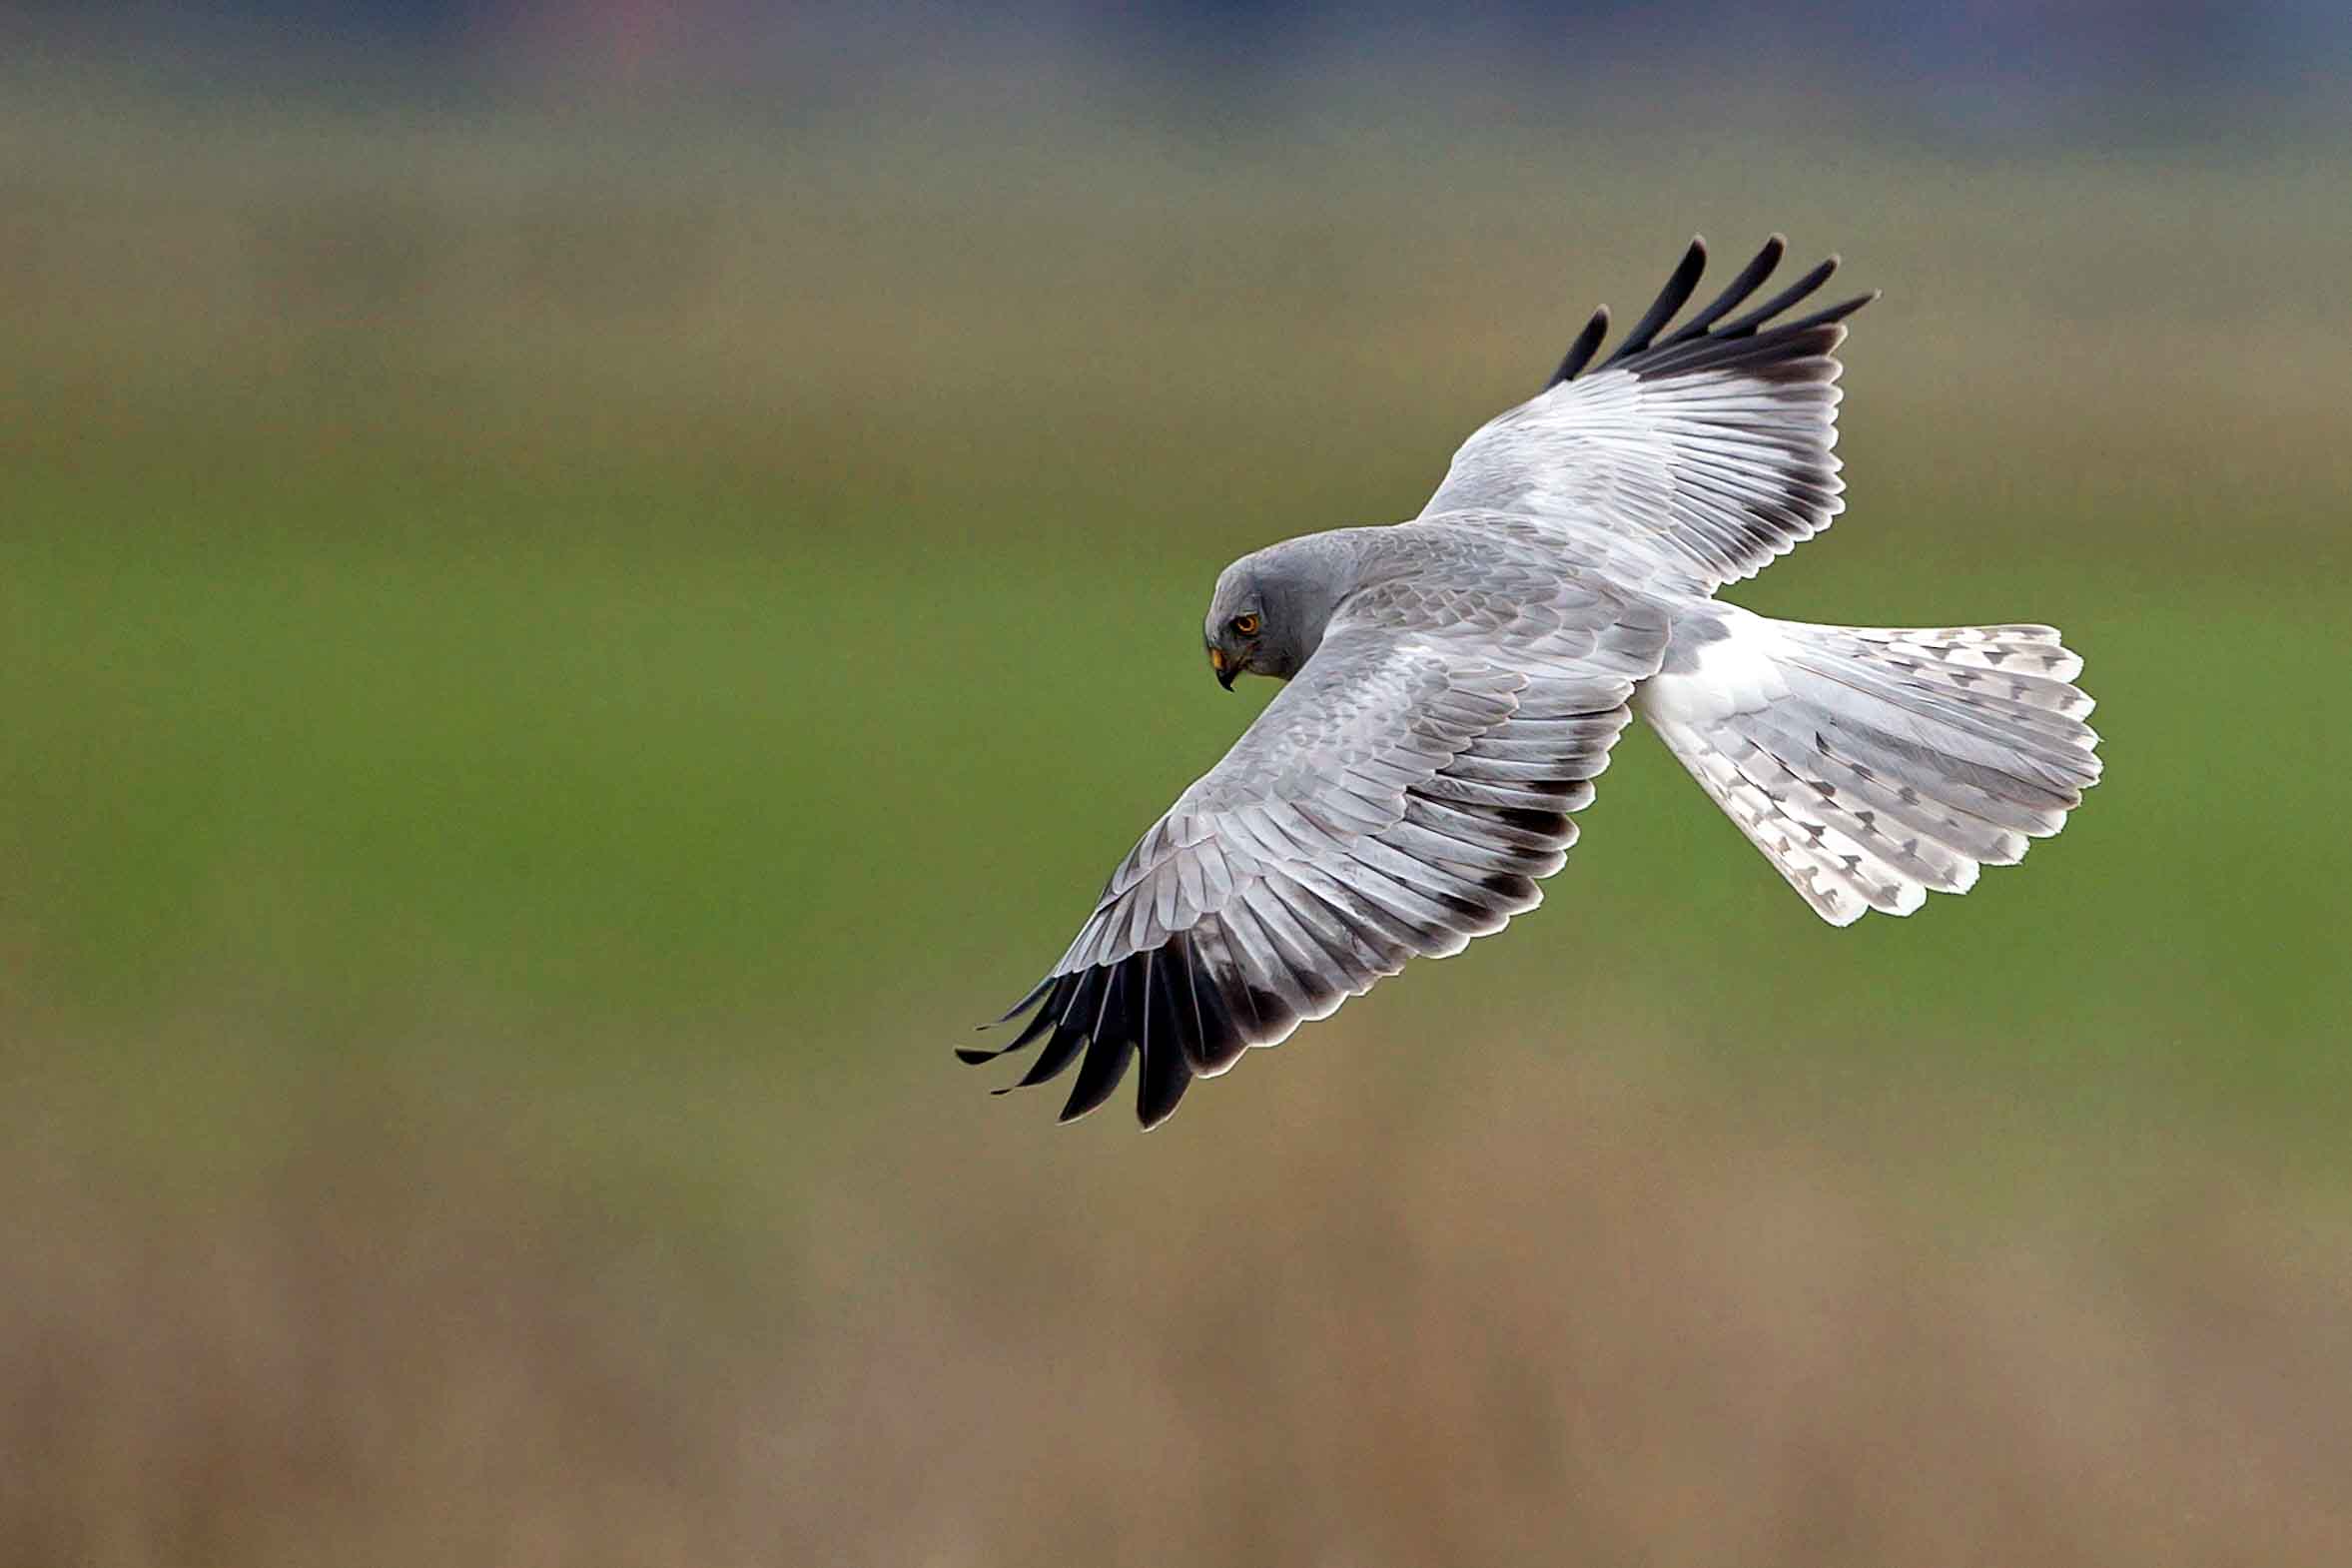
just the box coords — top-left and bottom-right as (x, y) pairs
(965, 237), (2101, 1128)
(1638, 608), (2100, 927)
(1425, 235), (1875, 591)
(968, 520), (1670, 1127)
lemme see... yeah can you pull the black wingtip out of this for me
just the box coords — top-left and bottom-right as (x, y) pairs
(1545, 305), (1610, 390)
(959, 972), (1070, 1068)
(1717, 255), (1840, 339)
(1056, 1060), (1124, 1123)
(1661, 234), (1786, 347)
(971, 927), (1270, 1129)
(1132, 949), (1194, 1128)
(1055, 966), (1134, 1123)
(1543, 238), (1868, 387)
(1600, 237), (1710, 371)
(988, 975), (1054, 1025)
(1801, 288), (1881, 328)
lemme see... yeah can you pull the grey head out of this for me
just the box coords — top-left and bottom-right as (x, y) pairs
(1201, 533), (1363, 690)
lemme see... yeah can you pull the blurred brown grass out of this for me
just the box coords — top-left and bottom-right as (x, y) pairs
(6, 1033), (2348, 1568)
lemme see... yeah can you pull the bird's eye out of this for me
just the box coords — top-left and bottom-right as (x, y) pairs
(1230, 613), (1261, 636)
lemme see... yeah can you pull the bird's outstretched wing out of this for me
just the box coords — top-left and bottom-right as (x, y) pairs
(963, 570), (1667, 1128)
(1419, 236), (1875, 593)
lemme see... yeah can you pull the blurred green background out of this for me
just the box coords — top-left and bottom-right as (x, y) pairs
(5, 22), (2352, 1566)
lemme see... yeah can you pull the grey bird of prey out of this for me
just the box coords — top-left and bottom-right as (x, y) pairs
(961, 237), (2101, 1129)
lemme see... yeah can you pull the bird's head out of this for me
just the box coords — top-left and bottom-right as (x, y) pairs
(1203, 544), (1339, 689)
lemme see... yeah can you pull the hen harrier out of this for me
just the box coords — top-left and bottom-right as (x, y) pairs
(961, 237), (2100, 1128)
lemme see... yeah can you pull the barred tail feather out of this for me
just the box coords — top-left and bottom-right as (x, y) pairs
(1639, 608), (2100, 926)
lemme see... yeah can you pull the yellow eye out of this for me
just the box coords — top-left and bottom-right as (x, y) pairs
(1230, 613), (1261, 636)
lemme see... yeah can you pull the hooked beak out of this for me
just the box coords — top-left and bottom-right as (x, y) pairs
(1207, 646), (1236, 690)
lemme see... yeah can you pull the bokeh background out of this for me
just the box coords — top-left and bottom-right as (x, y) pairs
(6, 4), (2352, 1563)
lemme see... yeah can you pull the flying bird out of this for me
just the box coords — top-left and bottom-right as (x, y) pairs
(961, 237), (2101, 1129)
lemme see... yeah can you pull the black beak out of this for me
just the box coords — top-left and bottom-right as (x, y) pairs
(1209, 646), (1236, 690)
(1216, 663), (1236, 691)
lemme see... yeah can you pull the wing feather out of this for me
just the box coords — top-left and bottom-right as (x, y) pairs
(965, 583), (1665, 1128)
(1423, 236), (1874, 591)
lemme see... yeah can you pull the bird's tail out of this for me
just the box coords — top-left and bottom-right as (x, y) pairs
(1637, 607), (2100, 925)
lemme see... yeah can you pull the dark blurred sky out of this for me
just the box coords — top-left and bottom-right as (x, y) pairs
(10, 0), (2348, 140)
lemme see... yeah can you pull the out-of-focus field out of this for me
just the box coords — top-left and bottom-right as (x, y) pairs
(4, 79), (2351, 1564)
